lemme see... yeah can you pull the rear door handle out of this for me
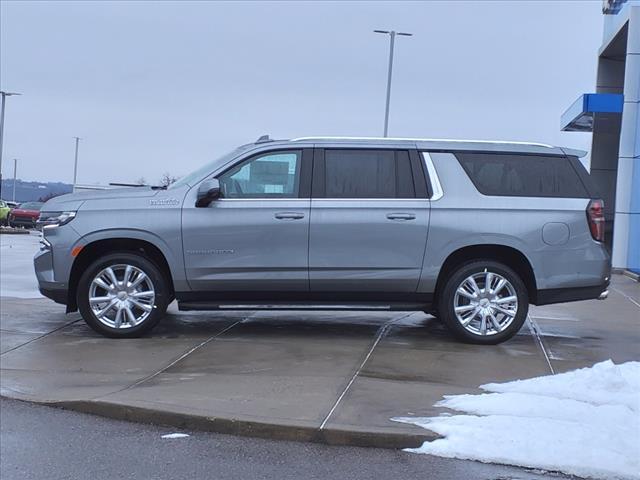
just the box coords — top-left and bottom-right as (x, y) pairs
(275, 212), (305, 220)
(386, 213), (416, 221)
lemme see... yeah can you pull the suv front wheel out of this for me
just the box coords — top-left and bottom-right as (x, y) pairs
(438, 260), (528, 345)
(77, 253), (169, 338)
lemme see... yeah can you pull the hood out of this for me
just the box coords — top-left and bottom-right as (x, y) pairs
(42, 187), (160, 211)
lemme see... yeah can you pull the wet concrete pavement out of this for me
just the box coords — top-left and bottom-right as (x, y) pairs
(1, 274), (638, 448)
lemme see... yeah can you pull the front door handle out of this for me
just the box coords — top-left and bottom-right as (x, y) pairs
(275, 212), (305, 220)
(386, 213), (416, 221)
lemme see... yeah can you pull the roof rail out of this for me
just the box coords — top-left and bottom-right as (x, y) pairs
(290, 136), (554, 148)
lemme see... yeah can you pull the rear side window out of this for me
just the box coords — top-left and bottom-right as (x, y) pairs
(455, 152), (589, 198)
(323, 149), (415, 198)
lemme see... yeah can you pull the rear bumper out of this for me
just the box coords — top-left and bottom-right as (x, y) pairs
(534, 279), (610, 306)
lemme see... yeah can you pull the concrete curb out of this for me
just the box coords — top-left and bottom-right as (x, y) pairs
(2, 396), (433, 450)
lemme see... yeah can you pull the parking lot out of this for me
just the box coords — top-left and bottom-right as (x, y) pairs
(1, 271), (638, 450)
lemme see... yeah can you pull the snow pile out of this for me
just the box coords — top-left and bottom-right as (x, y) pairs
(161, 433), (189, 439)
(393, 360), (640, 480)
(0, 232), (42, 298)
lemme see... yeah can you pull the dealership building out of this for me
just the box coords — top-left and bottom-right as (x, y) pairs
(561, 0), (639, 274)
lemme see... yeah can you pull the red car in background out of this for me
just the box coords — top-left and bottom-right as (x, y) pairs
(8, 202), (44, 228)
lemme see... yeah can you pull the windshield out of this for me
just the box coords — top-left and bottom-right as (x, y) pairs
(20, 202), (44, 210)
(168, 145), (255, 190)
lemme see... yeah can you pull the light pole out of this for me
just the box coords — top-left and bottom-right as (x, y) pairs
(374, 30), (412, 137)
(12, 158), (17, 202)
(0, 91), (21, 199)
(72, 136), (81, 192)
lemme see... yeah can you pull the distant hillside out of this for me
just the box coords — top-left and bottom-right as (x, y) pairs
(1, 179), (73, 203)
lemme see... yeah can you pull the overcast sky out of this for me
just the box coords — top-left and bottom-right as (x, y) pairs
(1, 0), (602, 185)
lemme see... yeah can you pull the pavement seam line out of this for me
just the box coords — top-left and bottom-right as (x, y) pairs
(611, 287), (640, 309)
(318, 312), (416, 430)
(526, 314), (555, 375)
(0, 317), (82, 357)
(110, 317), (247, 394)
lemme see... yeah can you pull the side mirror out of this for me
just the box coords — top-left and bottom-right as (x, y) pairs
(196, 179), (221, 207)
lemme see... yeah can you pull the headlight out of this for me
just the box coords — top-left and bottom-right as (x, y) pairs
(38, 211), (76, 228)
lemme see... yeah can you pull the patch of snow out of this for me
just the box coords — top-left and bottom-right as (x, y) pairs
(0, 232), (42, 298)
(161, 433), (190, 439)
(393, 360), (640, 480)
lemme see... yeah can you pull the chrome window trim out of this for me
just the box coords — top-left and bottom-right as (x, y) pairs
(311, 198), (426, 202)
(422, 152), (443, 201)
(214, 198), (425, 202)
(215, 198), (308, 202)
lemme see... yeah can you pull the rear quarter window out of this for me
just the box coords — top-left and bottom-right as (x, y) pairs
(455, 152), (590, 198)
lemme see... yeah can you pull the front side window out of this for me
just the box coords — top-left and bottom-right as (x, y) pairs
(219, 150), (302, 199)
(323, 149), (414, 198)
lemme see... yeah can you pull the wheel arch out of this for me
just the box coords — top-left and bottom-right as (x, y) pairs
(433, 244), (538, 309)
(67, 237), (175, 312)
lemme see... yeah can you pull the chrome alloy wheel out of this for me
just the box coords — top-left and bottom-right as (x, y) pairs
(453, 270), (518, 336)
(88, 264), (155, 329)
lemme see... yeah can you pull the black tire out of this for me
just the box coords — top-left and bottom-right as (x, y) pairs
(437, 260), (528, 345)
(77, 252), (169, 338)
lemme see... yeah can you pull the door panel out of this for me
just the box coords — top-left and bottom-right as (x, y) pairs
(182, 199), (310, 291)
(181, 148), (312, 293)
(309, 199), (429, 291)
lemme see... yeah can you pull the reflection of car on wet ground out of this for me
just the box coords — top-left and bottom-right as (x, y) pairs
(34, 136), (611, 344)
(9, 201), (44, 228)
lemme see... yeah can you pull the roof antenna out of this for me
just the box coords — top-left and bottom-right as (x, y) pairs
(255, 134), (272, 144)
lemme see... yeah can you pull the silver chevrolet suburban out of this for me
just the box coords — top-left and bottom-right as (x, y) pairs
(34, 136), (611, 344)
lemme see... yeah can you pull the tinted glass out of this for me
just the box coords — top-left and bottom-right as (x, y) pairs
(324, 149), (414, 198)
(219, 151), (301, 198)
(456, 153), (589, 198)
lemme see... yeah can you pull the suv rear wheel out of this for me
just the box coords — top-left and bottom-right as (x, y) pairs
(77, 252), (169, 338)
(438, 260), (528, 344)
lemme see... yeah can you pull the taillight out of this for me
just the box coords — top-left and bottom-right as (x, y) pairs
(587, 199), (605, 242)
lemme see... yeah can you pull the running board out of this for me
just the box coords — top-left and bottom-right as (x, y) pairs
(177, 301), (429, 312)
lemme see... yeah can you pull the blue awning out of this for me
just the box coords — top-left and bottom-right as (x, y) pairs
(561, 93), (624, 132)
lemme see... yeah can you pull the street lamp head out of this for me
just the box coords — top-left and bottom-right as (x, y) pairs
(0, 91), (21, 97)
(374, 30), (413, 37)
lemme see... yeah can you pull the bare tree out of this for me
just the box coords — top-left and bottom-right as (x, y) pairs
(38, 191), (64, 202)
(135, 177), (146, 186)
(159, 172), (178, 187)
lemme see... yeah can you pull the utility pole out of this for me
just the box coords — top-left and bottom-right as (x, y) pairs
(12, 158), (17, 202)
(373, 30), (412, 137)
(0, 91), (21, 199)
(72, 137), (81, 192)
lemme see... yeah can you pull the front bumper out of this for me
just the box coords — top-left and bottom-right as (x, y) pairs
(10, 216), (37, 227)
(40, 286), (68, 305)
(34, 244), (68, 305)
